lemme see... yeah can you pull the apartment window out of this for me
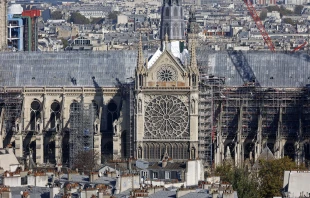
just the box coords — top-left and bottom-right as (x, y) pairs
(153, 172), (158, 179)
(165, 171), (170, 179)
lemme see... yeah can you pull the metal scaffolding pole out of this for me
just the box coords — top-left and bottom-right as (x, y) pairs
(69, 103), (95, 168)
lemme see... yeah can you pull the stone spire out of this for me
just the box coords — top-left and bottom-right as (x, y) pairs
(187, 6), (199, 49)
(190, 38), (198, 69)
(137, 34), (144, 69)
(160, 0), (185, 41)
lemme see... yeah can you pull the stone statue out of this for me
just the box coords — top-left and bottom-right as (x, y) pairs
(138, 99), (142, 113)
(191, 99), (195, 114)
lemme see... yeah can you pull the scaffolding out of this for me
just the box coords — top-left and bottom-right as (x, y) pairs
(0, 90), (23, 147)
(199, 76), (225, 166)
(199, 78), (310, 163)
(69, 102), (95, 168)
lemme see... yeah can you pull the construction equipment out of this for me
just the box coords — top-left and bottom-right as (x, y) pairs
(243, 0), (276, 52)
(292, 41), (307, 53)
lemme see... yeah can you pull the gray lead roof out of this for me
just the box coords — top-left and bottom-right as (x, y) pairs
(0, 50), (309, 87)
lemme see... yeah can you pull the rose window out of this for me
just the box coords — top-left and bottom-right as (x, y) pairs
(144, 95), (189, 139)
(157, 65), (177, 82)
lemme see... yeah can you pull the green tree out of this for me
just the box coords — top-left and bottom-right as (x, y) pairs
(69, 12), (90, 24)
(266, 5), (293, 17)
(91, 17), (104, 24)
(61, 38), (69, 49)
(283, 18), (294, 25)
(294, 5), (304, 15)
(258, 157), (304, 197)
(215, 163), (262, 198)
(107, 11), (120, 20)
(51, 11), (63, 20)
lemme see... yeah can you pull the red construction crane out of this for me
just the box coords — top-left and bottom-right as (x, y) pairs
(292, 41), (307, 52)
(243, 0), (276, 52)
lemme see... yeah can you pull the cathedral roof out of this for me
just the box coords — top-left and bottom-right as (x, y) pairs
(0, 50), (309, 88)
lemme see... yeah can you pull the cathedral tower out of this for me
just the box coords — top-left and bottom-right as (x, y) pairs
(0, 0), (7, 51)
(187, 6), (200, 48)
(160, 0), (185, 41)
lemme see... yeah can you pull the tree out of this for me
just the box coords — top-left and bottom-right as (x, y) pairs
(107, 11), (120, 20)
(215, 163), (262, 198)
(258, 157), (305, 197)
(61, 38), (69, 49)
(283, 18), (294, 25)
(266, 5), (292, 17)
(294, 5), (304, 15)
(69, 12), (90, 24)
(73, 150), (100, 171)
(51, 11), (63, 20)
(91, 17), (104, 24)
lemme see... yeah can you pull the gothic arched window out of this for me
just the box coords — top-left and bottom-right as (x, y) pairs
(30, 99), (41, 131)
(144, 144), (149, 159)
(165, 7), (170, 16)
(174, 7), (178, 17)
(50, 101), (61, 130)
(107, 101), (118, 131)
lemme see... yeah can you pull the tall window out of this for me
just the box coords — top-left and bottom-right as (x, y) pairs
(70, 101), (80, 129)
(165, 7), (169, 16)
(30, 100), (41, 131)
(107, 101), (118, 131)
(50, 101), (60, 130)
(144, 144), (149, 159)
(165, 171), (171, 179)
(174, 7), (178, 17)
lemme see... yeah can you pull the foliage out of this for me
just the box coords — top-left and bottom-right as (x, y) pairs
(73, 150), (100, 171)
(283, 18), (294, 25)
(91, 17), (104, 24)
(294, 5), (304, 15)
(107, 11), (120, 20)
(260, 9), (268, 21)
(51, 11), (63, 20)
(215, 158), (305, 198)
(69, 12), (90, 24)
(61, 38), (69, 49)
(215, 163), (261, 198)
(266, 5), (293, 17)
(258, 157), (305, 197)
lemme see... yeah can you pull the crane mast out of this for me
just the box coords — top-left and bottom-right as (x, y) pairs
(244, 0), (276, 52)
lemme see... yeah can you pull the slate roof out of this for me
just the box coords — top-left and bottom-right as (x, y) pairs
(148, 162), (186, 170)
(148, 190), (176, 198)
(11, 187), (50, 198)
(0, 50), (309, 87)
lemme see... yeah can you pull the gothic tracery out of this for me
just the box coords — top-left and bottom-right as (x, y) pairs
(144, 95), (189, 139)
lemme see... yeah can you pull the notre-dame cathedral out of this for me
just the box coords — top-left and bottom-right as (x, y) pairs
(0, 0), (310, 168)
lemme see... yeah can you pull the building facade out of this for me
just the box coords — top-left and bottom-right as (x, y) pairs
(0, 1), (309, 169)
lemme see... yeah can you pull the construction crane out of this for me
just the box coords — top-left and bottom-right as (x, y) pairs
(243, 0), (276, 52)
(292, 41), (307, 53)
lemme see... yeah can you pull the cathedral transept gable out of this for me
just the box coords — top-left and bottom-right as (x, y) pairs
(146, 50), (188, 88)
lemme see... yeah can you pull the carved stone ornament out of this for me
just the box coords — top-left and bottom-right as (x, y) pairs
(157, 65), (177, 82)
(144, 95), (189, 139)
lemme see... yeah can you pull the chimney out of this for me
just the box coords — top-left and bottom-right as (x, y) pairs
(162, 160), (167, 168)
(127, 158), (132, 171)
